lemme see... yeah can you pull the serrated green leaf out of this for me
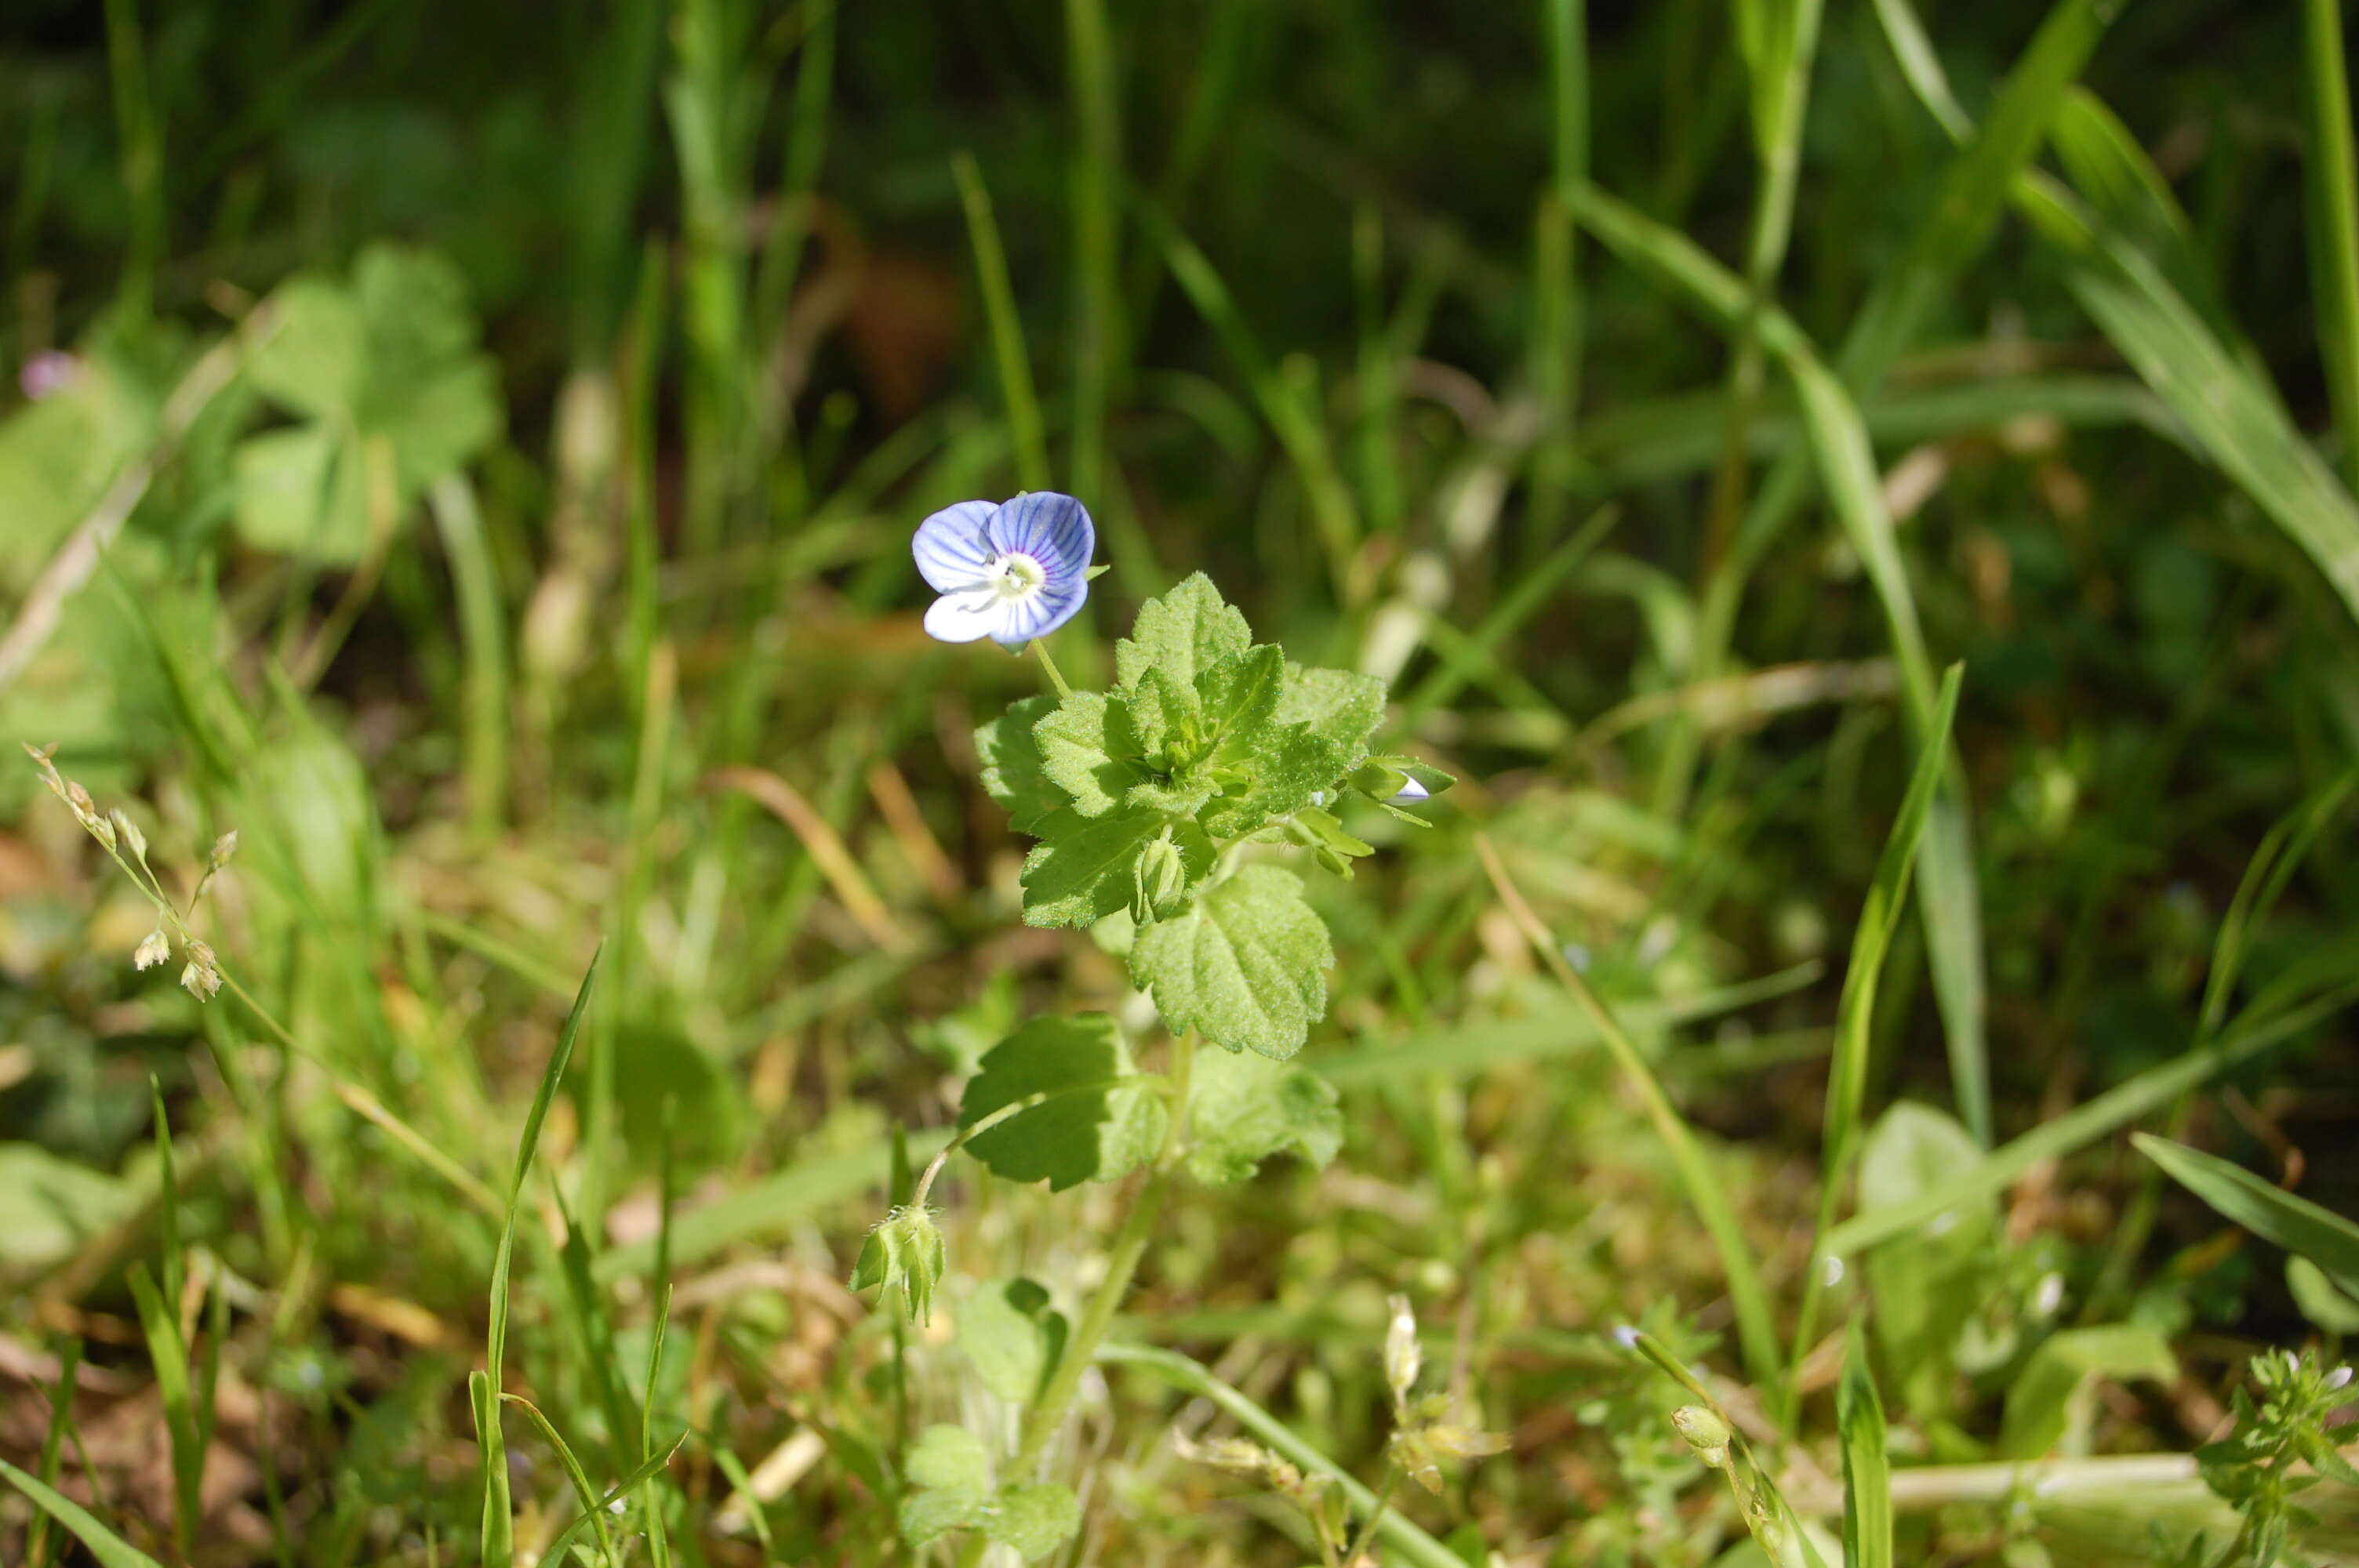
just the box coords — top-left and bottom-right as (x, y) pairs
(989, 1483), (1081, 1560)
(1118, 573), (1252, 690)
(1197, 644), (1286, 748)
(1020, 807), (1163, 927)
(1198, 723), (1355, 839)
(1131, 864), (1332, 1058)
(958, 1278), (1067, 1403)
(1124, 665), (1201, 760)
(906, 1425), (991, 1492)
(1034, 691), (1143, 818)
(979, 695), (1063, 834)
(1278, 662), (1385, 738)
(960, 1015), (1168, 1189)
(1185, 1049), (1343, 1185)
(900, 1484), (990, 1545)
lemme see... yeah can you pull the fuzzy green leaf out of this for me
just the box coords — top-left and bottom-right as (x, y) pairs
(1198, 724), (1357, 839)
(958, 1278), (1067, 1403)
(1278, 663), (1386, 752)
(960, 1015), (1168, 1190)
(1197, 644), (1287, 748)
(1034, 691), (1143, 818)
(1118, 573), (1252, 691)
(978, 695), (1063, 834)
(1185, 1049), (1343, 1184)
(1131, 864), (1332, 1058)
(907, 1425), (990, 1493)
(1020, 807), (1165, 927)
(1122, 666), (1201, 761)
(989, 1484), (1081, 1560)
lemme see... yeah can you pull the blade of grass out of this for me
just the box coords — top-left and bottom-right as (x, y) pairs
(25, 1339), (82, 1568)
(1840, 1330), (1894, 1568)
(1573, 176), (1993, 1145)
(1140, 200), (1363, 602)
(1064, 0), (1122, 509)
(477, 948), (602, 1568)
(1529, 0), (1589, 536)
(0, 1460), (165, 1568)
(1786, 664), (1962, 1419)
(1475, 833), (1783, 1392)
(2305, 0), (2359, 495)
(1396, 504), (1619, 730)
(641, 1282), (675, 1567)
(951, 152), (1051, 495)
(125, 1265), (199, 1558)
(500, 1393), (617, 1563)
(1097, 1344), (1465, 1568)
(1822, 975), (2359, 1260)
(537, 1428), (693, 1565)
(2133, 1134), (2359, 1301)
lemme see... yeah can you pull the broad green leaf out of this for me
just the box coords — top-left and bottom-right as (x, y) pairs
(1185, 1049), (1343, 1185)
(1020, 806), (1165, 927)
(1198, 722), (1356, 839)
(900, 1484), (990, 1545)
(1034, 691), (1142, 817)
(2288, 1258), (2359, 1334)
(233, 423), (369, 564)
(1998, 1324), (2175, 1457)
(249, 275), (366, 417)
(906, 1425), (990, 1492)
(0, 1458), (166, 1568)
(989, 1483), (1081, 1560)
(958, 1278), (1067, 1403)
(978, 695), (1063, 834)
(1117, 572), (1252, 690)
(378, 357), (502, 498)
(2134, 1134), (2359, 1300)
(1122, 666), (1201, 761)
(1196, 644), (1286, 748)
(959, 1015), (1167, 1190)
(1859, 1102), (1993, 1419)
(1276, 662), (1386, 746)
(1131, 864), (1332, 1058)
(0, 359), (159, 584)
(0, 1144), (135, 1269)
(1838, 1332), (1892, 1568)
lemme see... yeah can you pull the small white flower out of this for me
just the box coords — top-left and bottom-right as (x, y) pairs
(912, 493), (1096, 647)
(2327, 1364), (2353, 1392)
(134, 929), (170, 971)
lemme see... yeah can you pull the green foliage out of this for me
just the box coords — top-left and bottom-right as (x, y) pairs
(897, 1425), (1081, 1561)
(2135, 1134), (2359, 1301)
(957, 1277), (1068, 1404)
(850, 1204), (947, 1323)
(1998, 1324), (2176, 1458)
(1183, 1048), (1343, 1185)
(236, 244), (500, 563)
(958, 1014), (1166, 1190)
(2194, 1349), (2359, 1566)
(984, 575), (1423, 1057)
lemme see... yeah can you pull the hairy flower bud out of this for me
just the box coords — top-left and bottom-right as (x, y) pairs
(851, 1205), (947, 1325)
(1130, 831), (1189, 924)
(134, 929), (171, 971)
(1384, 1294), (1422, 1409)
(110, 810), (147, 863)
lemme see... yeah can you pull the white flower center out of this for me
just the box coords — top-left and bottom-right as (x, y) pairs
(983, 551), (1047, 603)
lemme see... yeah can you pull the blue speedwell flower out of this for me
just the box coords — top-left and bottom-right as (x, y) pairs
(912, 492), (1096, 647)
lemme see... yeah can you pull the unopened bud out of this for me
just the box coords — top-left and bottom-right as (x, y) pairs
(134, 929), (170, 971)
(2328, 1364), (2354, 1392)
(1384, 1294), (1422, 1407)
(1172, 1432), (1281, 1478)
(1130, 831), (1189, 924)
(850, 1205), (947, 1325)
(110, 810), (147, 862)
(208, 830), (240, 871)
(1671, 1405), (1732, 1469)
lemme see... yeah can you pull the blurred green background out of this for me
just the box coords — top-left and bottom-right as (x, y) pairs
(3, 0), (2358, 1562)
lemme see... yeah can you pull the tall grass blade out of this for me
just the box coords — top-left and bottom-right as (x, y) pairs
(500, 1393), (617, 1563)
(1788, 664), (1963, 1406)
(951, 152), (1052, 494)
(0, 1460), (165, 1568)
(1475, 834), (1785, 1392)
(1065, 0), (1122, 507)
(429, 475), (510, 837)
(25, 1338), (83, 1568)
(476, 948), (602, 1568)
(1572, 178), (1994, 1144)
(2304, 0), (2359, 495)
(125, 1264), (200, 1557)
(2133, 1134), (2359, 1300)
(1839, 1330), (1894, 1568)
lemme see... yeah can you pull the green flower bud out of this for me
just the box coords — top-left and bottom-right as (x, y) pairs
(1670, 1404), (1732, 1468)
(1130, 830), (1189, 924)
(851, 1205), (947, 1325)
